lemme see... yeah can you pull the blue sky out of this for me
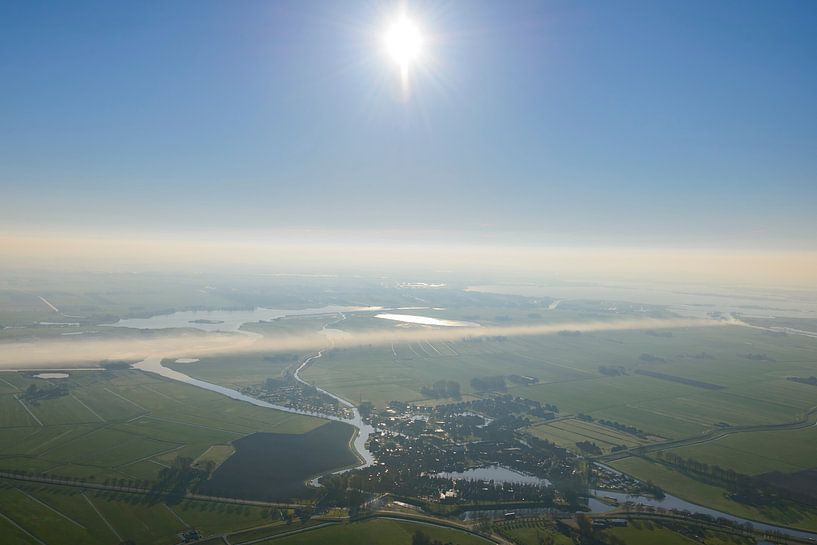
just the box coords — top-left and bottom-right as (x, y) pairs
(2, 1), (816, 248)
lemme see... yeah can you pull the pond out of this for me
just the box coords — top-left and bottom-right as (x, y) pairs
(33, 372), (69, 379)
(435, 465), (551, 486)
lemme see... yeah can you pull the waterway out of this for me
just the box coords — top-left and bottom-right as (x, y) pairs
(435, 465), (551, 487)
(113, 307), (817, 539)
(132, 356), (375, 467)
(588, 489), (817, 541)
(115, 306), (378, 471)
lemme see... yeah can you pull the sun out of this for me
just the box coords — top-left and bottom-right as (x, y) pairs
(384, 14), (424, 72)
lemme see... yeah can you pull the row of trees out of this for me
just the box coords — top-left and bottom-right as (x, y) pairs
(654, 452), (783, 506)
(24, 383), (68, 401)
(420, 380), (461, 399)
(470, 376), (507, 392)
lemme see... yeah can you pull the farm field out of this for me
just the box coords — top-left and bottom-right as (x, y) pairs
(526, 418), (647, 454)
(603, 525), (697, 545)
(493, 519), (572, 545)
(0, 369), (328, 487)
(3, 287), (817, 538)
(610, 456), (817, 531)
(660, 422), (817, 475)
(293, 310), (817, 527)
(259, 518), (492, 545)
(302, 315), (817, 441)
(0, 479), (283, 545)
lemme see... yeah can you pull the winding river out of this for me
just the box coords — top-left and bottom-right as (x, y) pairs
(119, 306), (377, 469)
(119, 308), (817, 538)
(133, 356), (375, 467)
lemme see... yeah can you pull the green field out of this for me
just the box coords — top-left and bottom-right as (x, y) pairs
(599, 521), (753, 545)
(493, 519), (572, 545)
(0, 479), (286, 545)
(610, 456), (817, 531)
(293, 311), (817, 528)
(0, 369), (326, 489)
(4, 277), (817, 537)
(303, 320), (817, 439)
(658, 419), (817, 475)
(258, 518), (492, 545)
(0, 368), (358, 543)
(527, 418), (646, 454)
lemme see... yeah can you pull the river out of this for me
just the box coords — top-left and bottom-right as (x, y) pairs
(591, 463), (817, 541)
(120, 307), (817, 538)
(132, 356), (375, 468)
(118, 306), (378, 471)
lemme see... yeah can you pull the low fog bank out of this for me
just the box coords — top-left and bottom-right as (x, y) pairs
(0, 317), (725, 370)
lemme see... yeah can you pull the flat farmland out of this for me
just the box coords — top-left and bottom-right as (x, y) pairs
(0, 367), (366, 543)
(527, 418), (648, 454)
(0, 369), (326, 486)
(0, 396), (37, 427)
(610, 456), (817, 532)
(661, 421), (817, 475)
(261, 518), (492, 545)
(0, 479), (283, 545)
(298, 318), (817, 446)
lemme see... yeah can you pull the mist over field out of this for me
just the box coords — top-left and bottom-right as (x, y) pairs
(0, 315), (723, 369)
(2, 1), (816, 544)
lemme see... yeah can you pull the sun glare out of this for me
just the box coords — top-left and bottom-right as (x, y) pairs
(384, 14), (424, 71)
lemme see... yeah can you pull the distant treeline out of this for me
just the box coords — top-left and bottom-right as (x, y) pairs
(576, 413), (646, 438)
(638, 353), (666, 364)
(463, 335), (508, 343)
(263, 353), (300, 363)
(788, 376), (817, 386)
(575, 441), (602, 455)
(738, 353), (775, 362)
(420, 380), (461, 399)
(599, 365), (627, 377)
(655, 452), (801, 506)
(470, 376), (507, 392)
(507, 374), (539, 385)
(100, 359), (133, 370)
(634, 369), (724, 390)
(645, 329), (673, 338)
(24, 383), (68, 401)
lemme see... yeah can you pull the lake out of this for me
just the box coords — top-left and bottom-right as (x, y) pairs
(376, 313), (480, 327)
(33, 372), (69, 379)
(107, 305), (379, 332)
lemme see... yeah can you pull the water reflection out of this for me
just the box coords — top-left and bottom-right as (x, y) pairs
(435, 465), (551, 486)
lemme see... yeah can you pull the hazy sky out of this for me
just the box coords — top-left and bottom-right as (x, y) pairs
(2, 1), (816, 248)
